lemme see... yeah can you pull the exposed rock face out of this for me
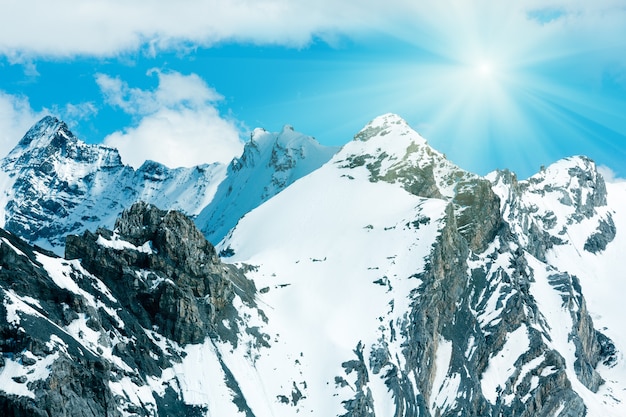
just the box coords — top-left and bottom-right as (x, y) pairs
(0, 228), (121, 417)
(583, 215), (616, 253)
(66, 201), (251, 345)
(334, 194), (611, 417)
(0, 116), (226, 253)
(0, 114), (623, 416)
(1, 202), (263, 416)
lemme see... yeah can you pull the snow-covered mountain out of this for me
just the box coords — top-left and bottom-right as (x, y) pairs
(196, 125), (339, 245)
(0, 116), (334, 253)
(0, 116), (225, 252)
(1, 114), (626, 416)
(218, 114), (626, 416)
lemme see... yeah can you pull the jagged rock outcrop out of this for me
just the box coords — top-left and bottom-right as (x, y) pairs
(0, 116), (226, 253)
(0, 227), (122, 417)
(66, 201), (256, 345)
(0, 202), (264, 416)
(1, 114), (624, 416)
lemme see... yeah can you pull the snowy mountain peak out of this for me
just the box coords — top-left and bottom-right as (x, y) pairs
(523, 155), (608, 217)
(4, 115), (123, 169)
(14, 115), (67, 149)
(0, 118), (228, 252)
(6, 115), (71, 161)
(353, 113), (425, 144)
(3, 113), (626, 416)
(197, 125), (339, 244)
(338, 115), (473, 199)
(248, 124), (321, 155)
(529, 156), (604, 192)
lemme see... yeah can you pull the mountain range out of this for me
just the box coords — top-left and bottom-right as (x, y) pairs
(0, 114), (625, 416)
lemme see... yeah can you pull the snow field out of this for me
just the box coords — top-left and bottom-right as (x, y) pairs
(221, 145), (448, 416)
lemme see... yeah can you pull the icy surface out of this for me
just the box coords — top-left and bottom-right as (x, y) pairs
(2, 115), (626, 416)
(220, 122), (449, 415)
(481, 325), (529, 403)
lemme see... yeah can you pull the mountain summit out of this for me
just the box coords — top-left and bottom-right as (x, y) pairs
(353, 113), (426, 144)
(196, 124), (338, 244)
(1, 115), (626, 416)
(216, 115), (622, 416)
(0, 117), (335, 253)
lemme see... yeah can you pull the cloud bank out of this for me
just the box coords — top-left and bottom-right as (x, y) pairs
(0, 93), (47, 157)
(98, 70), (243, 169)
(1, 1), (624, 60)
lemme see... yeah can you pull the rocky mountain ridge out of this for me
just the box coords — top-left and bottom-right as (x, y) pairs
(217, 113), (623, 416)
(1, 202), (268, 416)
(0, 114), (625, 416)
(0, 116), (334, 253)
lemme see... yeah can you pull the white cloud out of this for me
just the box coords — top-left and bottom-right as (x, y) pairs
(598, 165), (626, 184)
(96, 71), (222, 114)
(0, 0), (371, 58)
(58, 102), (99, 124)
(0, 1), (624, 60)
(0, 92), (47, 157)
(100, 70), (243, 169)
(65, 102), (98, 119)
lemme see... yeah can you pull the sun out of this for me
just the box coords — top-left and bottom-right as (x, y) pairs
(475, 60), (495, 78)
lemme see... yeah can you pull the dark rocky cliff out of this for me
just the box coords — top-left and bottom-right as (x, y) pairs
(0, 202), (262, 416)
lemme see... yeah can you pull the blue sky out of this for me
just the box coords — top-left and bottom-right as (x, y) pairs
(1, 1), (625, 179)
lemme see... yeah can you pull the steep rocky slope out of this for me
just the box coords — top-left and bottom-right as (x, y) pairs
(0, 202), (267, 416)
(0, 114), (625, 416)
(218, 114), (624, 416)
(0, 117), (335, 254)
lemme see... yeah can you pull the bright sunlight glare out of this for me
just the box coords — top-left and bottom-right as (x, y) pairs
(477, 61), (493, 78)
(358, 0), (626, 180)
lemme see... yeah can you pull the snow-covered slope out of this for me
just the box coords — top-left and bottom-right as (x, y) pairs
(0, 117), (337, 253)
(195, 125), (339, 245)
(215, 114), (625, 416)
(218, 134), (450, 415)
(1, 113), (625, 416)
(486, 159), (626, 415)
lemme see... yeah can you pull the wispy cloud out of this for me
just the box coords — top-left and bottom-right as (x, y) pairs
(58, 102), (99, 124)
(1, 1), (624, 60)
(0, 92), (47, 157)
(98, 70), (243, 168)
(526, 8), (567, 25)
(0, 0), (365, 58)
(598, 165), (626, 184)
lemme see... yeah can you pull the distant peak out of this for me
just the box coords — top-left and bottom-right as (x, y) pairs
(251, 127), (267, 138)
(370, 113), (409, 127)
(531, 155), (600, 182)
(15, 116), (75, 150)
(353, 113), (424, 143)
(3, 116), (124, 169)
(138, 159), (168, 173)
(248, 124), (320, 150)
(35, 115), (61, 128)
